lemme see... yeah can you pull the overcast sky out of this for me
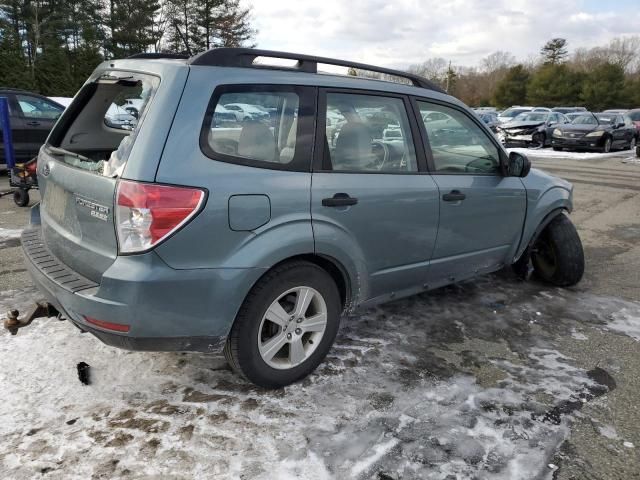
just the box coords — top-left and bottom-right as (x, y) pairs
(244, 0), (640, 69)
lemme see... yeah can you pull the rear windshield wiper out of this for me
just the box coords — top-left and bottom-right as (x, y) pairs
(47, 146), (91, 163)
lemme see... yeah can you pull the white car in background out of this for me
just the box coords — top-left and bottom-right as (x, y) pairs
(223, 103), (271, 122)
(48, 97), (73, 108)
(497, 106), (534, 124)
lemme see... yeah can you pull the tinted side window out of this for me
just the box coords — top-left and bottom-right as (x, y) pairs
(16, 95), (63, 120)
(206, 89), (299, 165)
(417, 101), (500, 175)
(323, 92), (418, 173)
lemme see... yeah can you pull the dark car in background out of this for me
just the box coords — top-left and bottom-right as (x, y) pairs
(551, 112), (637, 153)
(0, 88), (64, 169)
(497, 111), (569, 148)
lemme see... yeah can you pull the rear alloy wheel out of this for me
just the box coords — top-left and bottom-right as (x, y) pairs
(531, 214), (584, 287)
(224, 261), (341, 388)
(601, 136), (612, 153)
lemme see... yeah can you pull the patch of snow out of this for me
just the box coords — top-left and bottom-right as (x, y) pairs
(606, 309), (640, 341)
(598, 424), (619, 440)
(623, 441), (635, 448)
(0, 227), (22, 240)
(507, 147), (627, 160)
(571, 329), (588, 341)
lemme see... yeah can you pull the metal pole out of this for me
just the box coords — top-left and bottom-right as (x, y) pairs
(0, 97), (16, 169)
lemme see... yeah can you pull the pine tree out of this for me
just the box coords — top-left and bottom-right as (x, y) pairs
(493, 65), (530, 107)
(527, 64), (584, 106)
(580, 63), (626, 111)
(541, 38), (568, 65)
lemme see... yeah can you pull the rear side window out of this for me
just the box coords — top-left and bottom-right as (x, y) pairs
(201, 85), (315, 170)
(322, 92), (418, 173)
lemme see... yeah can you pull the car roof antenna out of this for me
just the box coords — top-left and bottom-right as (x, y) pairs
(172, 20), (193, 57)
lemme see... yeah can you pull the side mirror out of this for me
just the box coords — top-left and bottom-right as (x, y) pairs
(617, 122), (625, 129)
(507, 151), (531, 178)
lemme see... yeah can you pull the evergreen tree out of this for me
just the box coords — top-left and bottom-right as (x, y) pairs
(541, 38), (568, 65)
(527, 64), (583, 106)
(580, 63), (626, 111)
(493, 65), (530, 107)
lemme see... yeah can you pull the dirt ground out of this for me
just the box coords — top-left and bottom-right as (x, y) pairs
(0, 151), (639, 479)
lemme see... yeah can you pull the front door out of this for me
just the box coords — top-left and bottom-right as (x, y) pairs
(415, 99), (527, 284)
(312, 90), (440, 301)
(15, 94), (64, 158)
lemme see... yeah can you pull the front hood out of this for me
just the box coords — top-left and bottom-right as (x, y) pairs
(501, 121), (545, 130)
(556, 124), (600, 134)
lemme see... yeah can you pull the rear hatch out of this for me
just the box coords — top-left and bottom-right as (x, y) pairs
(37, 64), (181, 283)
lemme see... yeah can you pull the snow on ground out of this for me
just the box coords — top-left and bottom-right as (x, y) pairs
(1, 275), (639, 479)
(0, 227), (23, 249)
(507, 147), (635, 161)
(605, 309), (640, 341)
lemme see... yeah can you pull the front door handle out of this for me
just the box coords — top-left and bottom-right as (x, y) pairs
(322, 193), (358, 207)
(442, 190), (466, 202)
(26, 121), (41, 126)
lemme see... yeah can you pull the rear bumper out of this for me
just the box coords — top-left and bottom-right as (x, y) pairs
(22, 225), (266, 352)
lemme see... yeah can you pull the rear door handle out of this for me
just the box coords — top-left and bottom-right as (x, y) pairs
(322, 193), (358, 207)
(442, 190), (466, 202)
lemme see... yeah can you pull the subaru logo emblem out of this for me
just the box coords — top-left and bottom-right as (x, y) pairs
(42, 163), (50, 176)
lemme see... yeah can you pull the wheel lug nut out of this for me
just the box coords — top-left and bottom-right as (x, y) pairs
(296, 317), (303, 323)
(295, 328), (301, 335)
(287, 333), (292, 340)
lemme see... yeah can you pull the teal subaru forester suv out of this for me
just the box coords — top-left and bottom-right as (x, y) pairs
(16, 48), (584, 388)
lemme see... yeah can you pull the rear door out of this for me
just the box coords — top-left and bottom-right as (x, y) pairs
(311, 89), (440, 300)
(414, 98), (526, 284)
(14, 94), (64, 158)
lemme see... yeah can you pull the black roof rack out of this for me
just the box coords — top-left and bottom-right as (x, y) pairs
(126, 53), (189, 60)
(189, 48), (445, 93)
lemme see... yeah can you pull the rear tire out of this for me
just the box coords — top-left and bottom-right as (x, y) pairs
(531, 214), (584, 287)
(13, 189), (29, 207)
(225, 261), (341, 388)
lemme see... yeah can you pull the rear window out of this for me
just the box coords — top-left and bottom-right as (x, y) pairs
(48, 71), (159, 177)
(200, 85), (315, 171)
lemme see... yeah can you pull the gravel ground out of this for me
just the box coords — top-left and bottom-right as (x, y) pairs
(0, 151), (639, 480)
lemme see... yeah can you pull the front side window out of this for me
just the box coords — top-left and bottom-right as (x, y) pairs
(418, 101), (500, 175)
(16, 95), (63, 120)
(323, 92), (418, 173)
(204, 89), (302, 166)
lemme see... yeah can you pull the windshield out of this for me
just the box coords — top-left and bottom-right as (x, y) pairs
(513, 113), (548, 122)
(570, 114), (598, 125)
(595, 114), (616, 125)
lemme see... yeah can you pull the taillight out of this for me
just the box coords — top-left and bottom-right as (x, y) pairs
(84, 316), (130, 333)
(116, 180), (205, 254)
